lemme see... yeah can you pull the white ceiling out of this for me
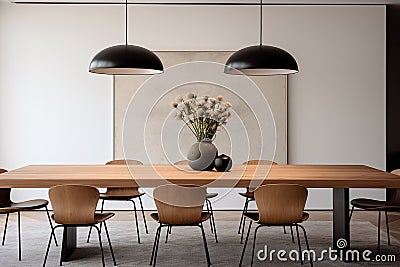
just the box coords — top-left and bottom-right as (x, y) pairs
(3, 0), (400, 4)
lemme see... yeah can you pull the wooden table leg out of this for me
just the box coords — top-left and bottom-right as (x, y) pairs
(333, 188), (350, 253)
(61, 226), (77, 262)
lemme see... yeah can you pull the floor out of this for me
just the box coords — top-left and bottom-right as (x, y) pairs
(1, 210), (400, 241)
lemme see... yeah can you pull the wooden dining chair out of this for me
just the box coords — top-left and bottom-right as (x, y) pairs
(239, 184), (312, 267)
(349, 169), (400, 253)
(87, 159), (148, 244)
(0, 168), (57, 261)
(238, 160), (294, 244)
(174, 160), (218, 242)
(43, 185), (116, 267)
(150, 184), (212, 267)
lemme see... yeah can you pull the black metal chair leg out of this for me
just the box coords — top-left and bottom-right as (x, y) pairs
(250, 225), (262, 267)
(385, 211), (391, 246)
(94, 225), (106, 267)
(86, 226), (93, 243)
(298, 225), (313, 267)
(240, 199), (249, 243)
(378, 211), (381, 254)
(205, 200), (214, 234)
(199, 223), (212, 267)
(101, 199), (105, 211)
(2, 212), (9, 246)
(18, 211), (21, 261)
(244, 199), (250, 214)
(59, 227), (63, 266)
(163, 225), (172, 244)
(296, 224), (303, 265)
(165, 225), (170, 244)
(349, 205), (355, 221)
(283, 226), (287, 234)
(138, 196), (149, 234)
(45, 205), (58, 246)
(99, 199), (105, 233)
(241, 217), (246, 244)
(290, 226), (295, 243)
(87, 199), (104, 243)
(103, 221), (117, 266)
(207, 199), (218, 243)
(132, 200), (141, 244)
(150, 224), (161, 265)
(239, 220), (252, 267)
(238, 198), (249, 234)
(152, 225), (162, 267)
(241, 199), (251, 243)
(150, 226), (160, 264)
(43, 226), (57, 267)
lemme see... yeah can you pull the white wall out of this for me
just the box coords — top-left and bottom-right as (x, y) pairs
(0, 3), (385, 209)
(286, 6), (386, 208)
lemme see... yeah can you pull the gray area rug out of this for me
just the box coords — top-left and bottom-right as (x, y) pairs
(0, 220), (398, 266)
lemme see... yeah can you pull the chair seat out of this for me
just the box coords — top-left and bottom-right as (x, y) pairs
(243, 212), (259, 221)
(150, 212), (212, 225)
(94, 213), (115, 223)
(244, 212), (309, 225)
(51, 212), (114, 225)
(10, 199), (48, 210)
(206, 192), (218, 199)
(351, 198), (387, 210)
(0, 207), (18, 214)
(99, 192), (145, 200)
(351, 198), (400, 211)
(302, 212), (310, 221)
(239, 191), (255, 199)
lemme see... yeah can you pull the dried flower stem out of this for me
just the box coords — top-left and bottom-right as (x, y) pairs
(173, 94), (232, 142)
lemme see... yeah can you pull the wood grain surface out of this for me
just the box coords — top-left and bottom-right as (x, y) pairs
(0, 164), (398, 189)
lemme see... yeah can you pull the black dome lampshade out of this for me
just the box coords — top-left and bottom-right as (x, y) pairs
(224, 45), (298, 76)
(89, 0), (163, 75)
(224, 0), (298, 76)
(89, 44), (163, 75)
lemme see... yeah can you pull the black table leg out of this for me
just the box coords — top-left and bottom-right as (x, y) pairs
(61, 226), (77, 262)
(333, 188), (350, 253)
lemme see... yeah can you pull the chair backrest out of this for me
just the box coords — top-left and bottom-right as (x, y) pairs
(106, 159), (143, 166)
(254, 184), (308, 225)
(49, 185), (99, 224)
(242, 160), (278, 166)
(242, 160), (278, 191)
(174, 160), (188, 165)
(153, 184), (206, 225)
(387, 169), (400, 205)
(105, 159), (143, 194)
(0, 169), (11, 208)
(174, 161), (211, 192)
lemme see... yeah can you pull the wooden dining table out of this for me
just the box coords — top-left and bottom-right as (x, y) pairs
(0, 163), (399, 262)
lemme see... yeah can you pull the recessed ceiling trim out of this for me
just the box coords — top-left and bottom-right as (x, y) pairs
(9, 0), (400, 5)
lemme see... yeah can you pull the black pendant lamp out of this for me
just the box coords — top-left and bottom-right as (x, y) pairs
(89, 0), (163, 75)
(224, 0), (298, 76)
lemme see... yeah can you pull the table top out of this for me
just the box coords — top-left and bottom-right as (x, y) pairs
(0, 164), (399, 188)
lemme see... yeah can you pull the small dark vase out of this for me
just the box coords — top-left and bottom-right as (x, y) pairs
(214, 154), (232, 172)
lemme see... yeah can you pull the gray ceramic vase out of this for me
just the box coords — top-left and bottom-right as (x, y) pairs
(187, 139), (218, 171)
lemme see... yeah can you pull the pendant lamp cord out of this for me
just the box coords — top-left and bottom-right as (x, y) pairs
(259, 0), (263, 46)
(125, 0), (128, 45)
